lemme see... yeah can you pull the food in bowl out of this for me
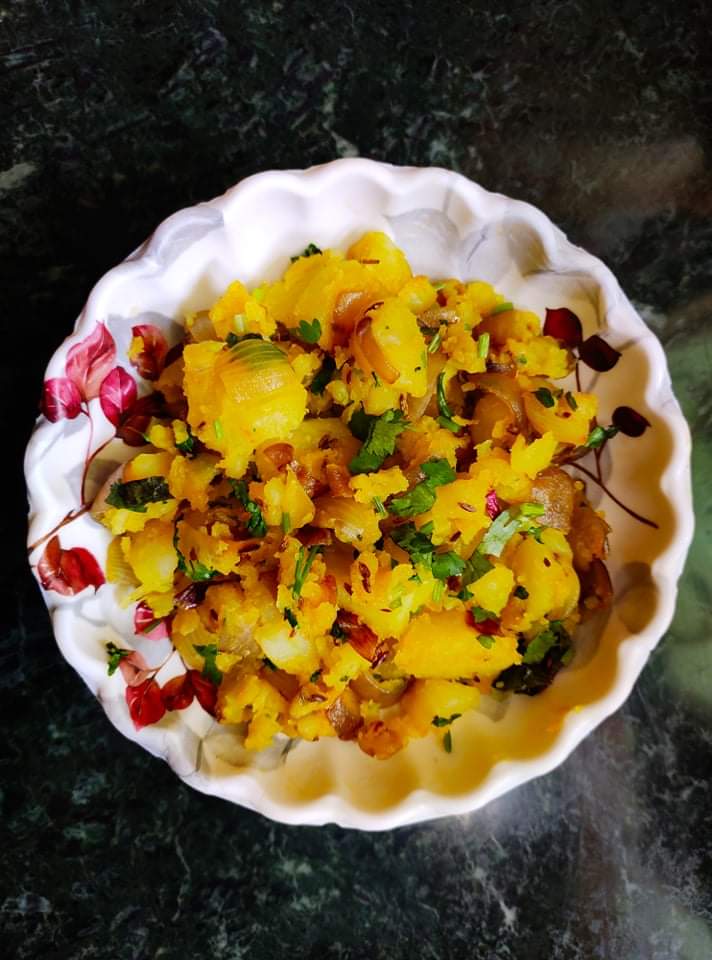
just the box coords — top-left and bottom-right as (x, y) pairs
(89, 229), (638, 759)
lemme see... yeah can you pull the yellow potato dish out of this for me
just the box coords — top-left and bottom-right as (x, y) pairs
(96, 231), (613, 758)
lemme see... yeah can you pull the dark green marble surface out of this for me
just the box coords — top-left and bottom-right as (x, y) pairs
(2, 2), (711, 957)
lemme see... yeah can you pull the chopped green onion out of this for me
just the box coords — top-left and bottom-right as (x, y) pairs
(477, 332), (490, 358)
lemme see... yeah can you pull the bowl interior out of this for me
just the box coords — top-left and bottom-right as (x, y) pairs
(26, 161), (693, 828)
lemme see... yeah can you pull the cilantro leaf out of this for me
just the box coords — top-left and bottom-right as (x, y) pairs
(390, 523), (435, 567)
(348, 408), (409, 475)
(229, 479), (267, 537)
(421, 459), (456, 487)
(534, 387), (556, 408)
(514, 585), (529, 599)
(389, 458), (455, 519)
(471, 605), (497, 623)
(477, 635), (495, 649)
(494, 621), (572, 695)
(432, 713), (461, 727)
(478, 503), (546, 557)
(565, 391), (578, 411)
(461, 552), (494, 587)
(443, 729), (453, 753)
(431, 551), (466, 580)
(310, 355), (336, 395)
(106, 476), (171, 513)
(106, 641), (130, 676)
(298, 318), (322, 344)
(586, 425), (619, 448)
(193, 643), (223, 685)
(389, 483), (437, 518)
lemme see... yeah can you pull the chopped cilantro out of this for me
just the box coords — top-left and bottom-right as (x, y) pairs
(310, 355), (336, 395)
(443, 729), (453, 753)
(479, 503), (546, 557)
(432, 713), (461, 727)
(309, 670), (322, 683)
(175, 424), (196, 456)
(330, 622), (346, 641)
(106, 641), (130, 676)
(432, 580), (444, 603)
(292, 545), (322, 599)
(193, 643), (222, 685)
(373, 496), (386, 516)
(436, 372), (460, 433)
(348, 408), (409, 474)
(586, 424), (619, 448)
(106, 476), (171, 513)
(460, 551), (494, 587)
(229, 479), (267, 537)
(534, 387), (556, 408)
(488, 301), (513, 316)
(389, 458), (455, 519)
(284, 608), (298, 628)
(494, 621), (572, 695)
(514, 585), (529, 600)
(477, 635), (495, 649)
(298, 318), (322, 343)
(431, 551), (466, 580)
(428, 330), (443, 354)
(290, 242), (322, 262)
(565, 391), (578, 411)
(471, 605), (497, 623)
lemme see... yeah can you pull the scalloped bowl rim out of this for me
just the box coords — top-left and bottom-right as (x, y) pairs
(25, 158), (694, 829)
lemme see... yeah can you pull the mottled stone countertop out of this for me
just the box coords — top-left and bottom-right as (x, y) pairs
(2, 2), (711, 958)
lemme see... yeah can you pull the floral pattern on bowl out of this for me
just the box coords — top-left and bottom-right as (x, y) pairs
(25, 159), (694, 829)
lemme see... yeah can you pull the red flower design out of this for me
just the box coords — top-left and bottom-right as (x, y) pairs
(37, 535), (105, 596)
(99, 367), (138, 427)
(41, 378), (83, 422)
(125, 678), (166, 729)
(65, 323), (116, 400)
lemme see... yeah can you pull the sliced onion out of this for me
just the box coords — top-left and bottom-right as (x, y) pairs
(471, 372), (525, 428)
(351, 315), (399, 384)
(332, 290), (380, 345)
(350, 672), (409, 707)
(326, 687), (363, 739)
(530, 467), (576, 532)
(418, 305), (460, 328)
(312, 496), (382, 547)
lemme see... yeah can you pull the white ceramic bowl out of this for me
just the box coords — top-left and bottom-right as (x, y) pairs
(25, 159), (694, 829)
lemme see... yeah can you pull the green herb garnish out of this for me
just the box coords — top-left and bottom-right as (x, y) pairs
(534, 387), (556, 409)
(310, 355), (336, 395)
(478, 502), (545, 557)
(586, 425), (619, 448)
(292, 545), (322, 599)
(290, 242), (322, 262)
(348, 408), (409, 474)
(477, 332), (490, 358)
(565, 391), (578, 411)
(432, 713), (461, 727)
(229, 479), (267, 537)
(106, 642), (130, 676)
(514, 585), (529, 600)
(175, 424), (196, 456)
(443, 730), (453, 753)
(436, 372), (460, 433)
(388, 458), (455, 518)
(284, 608), (298, 628)
(106, 476), (171, 513)
(428, 330), (443, 354)
(193, 643), (223, 685)
(488, 301), (513, 316)
(298, 318), (322, 344)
